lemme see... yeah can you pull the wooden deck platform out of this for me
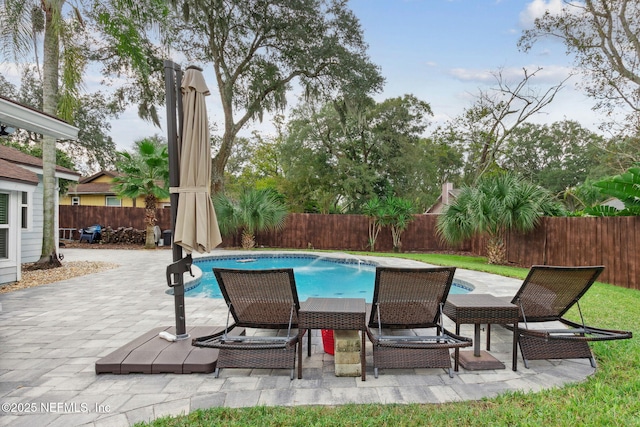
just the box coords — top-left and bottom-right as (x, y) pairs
(95, 326), (244, 374)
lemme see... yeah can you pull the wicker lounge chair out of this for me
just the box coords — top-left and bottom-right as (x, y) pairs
(366, 267), (473, 378)
(192, 268), (301, 379)
(507, 265), (632, 368)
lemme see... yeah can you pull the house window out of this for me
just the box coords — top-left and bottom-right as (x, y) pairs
(71, 197), (80, 206)
(105, 196), (121, 207)
(21, 191), (29, 229)
(0, 193), (8, 259)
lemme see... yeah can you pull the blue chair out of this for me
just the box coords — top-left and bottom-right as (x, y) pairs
(79, 225), (102, 243)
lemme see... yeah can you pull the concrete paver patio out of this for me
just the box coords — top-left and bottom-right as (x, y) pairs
(0, 249), (595, 426)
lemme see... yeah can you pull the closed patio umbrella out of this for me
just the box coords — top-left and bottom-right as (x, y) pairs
(172, 67), (222, 254)
(164, 64), (222, 340)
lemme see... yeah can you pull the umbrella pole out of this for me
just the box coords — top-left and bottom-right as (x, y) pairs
(164, 59), (189, 340)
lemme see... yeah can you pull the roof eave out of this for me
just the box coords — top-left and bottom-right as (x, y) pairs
(0, 96), (79, 140)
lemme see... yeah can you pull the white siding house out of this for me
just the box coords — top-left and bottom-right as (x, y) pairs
(0, 95), (79, 285)
(0, 160), (39, 284)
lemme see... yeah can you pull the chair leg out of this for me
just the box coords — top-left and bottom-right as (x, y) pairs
(290, 368), (294, 380)
(589, 357), (597, 368)
(374, 367), (379, 378)
(447, 367), (453, 378)
(214, 367), (220, 378)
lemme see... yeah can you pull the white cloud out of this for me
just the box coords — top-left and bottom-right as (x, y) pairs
(431, 112), (453, 124)
(108, 105), (165, 151)
(449, 68), (496, 83)
(449, 64), (574, 85)
(0, 63), (21, 81)
(0, 62), (37, 86)
(520, 0), (566, 28)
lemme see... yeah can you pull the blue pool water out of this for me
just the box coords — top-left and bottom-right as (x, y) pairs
(186, 254), (471, 302)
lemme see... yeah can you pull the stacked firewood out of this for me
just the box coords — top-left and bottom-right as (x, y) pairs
(100, 226), (147, 244)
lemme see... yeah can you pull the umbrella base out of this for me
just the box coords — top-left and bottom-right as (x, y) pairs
(95, 326), (244, 374)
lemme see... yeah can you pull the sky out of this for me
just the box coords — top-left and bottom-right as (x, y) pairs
(3, 0), (601, 151)
(349, 0), (589, 126)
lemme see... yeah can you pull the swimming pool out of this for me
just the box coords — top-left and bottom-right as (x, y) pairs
(185, 254), (472, 302)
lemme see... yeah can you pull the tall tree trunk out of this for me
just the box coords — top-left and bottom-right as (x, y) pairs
(211, 130), (236, 194)
(37, 2), (62, 267)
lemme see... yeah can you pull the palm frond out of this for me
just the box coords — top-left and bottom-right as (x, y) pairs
(214, 188), (288, 238)
(583, 205), (622, 217)
(436, 172), (554, 256)
(0, 1), (35, 60)
(592, 164), (640, 215)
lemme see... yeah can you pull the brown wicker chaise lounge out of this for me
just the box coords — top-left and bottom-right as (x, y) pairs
(507, 265), (632, 369)
(192, 268), (301, 379)
(366, 267), (473, 378)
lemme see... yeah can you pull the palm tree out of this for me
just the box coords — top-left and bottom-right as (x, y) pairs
(560, 179), (607, 213)
(362, 196), (384, 251)
(112, 138), (170, 249)
(379, 196), (415, 253)
(1, 1), (85, 265)
(1, 2), (170, 264)
(214, 188), (288, 250)
(436, 172), (558, 264)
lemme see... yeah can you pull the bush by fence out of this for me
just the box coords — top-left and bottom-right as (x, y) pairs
(59, 206), (639, 290)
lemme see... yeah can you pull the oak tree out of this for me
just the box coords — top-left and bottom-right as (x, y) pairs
(520, 0), (640, 132)
(168, 0), (383, 193)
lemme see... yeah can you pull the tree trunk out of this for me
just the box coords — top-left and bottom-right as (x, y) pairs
(211, 130), (236, 194)
(144, 194), (157, 249)
(36, 2), (62, 267)
(368, 221), (380, 252)
(486, 234), (507, 265)
(390, 226), (402, 253)
(241, 230), (255, 250)
(211, 74), (243, 195)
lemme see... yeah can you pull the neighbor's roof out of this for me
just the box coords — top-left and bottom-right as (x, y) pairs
(67, 170), (122, 195)
(424, 188), (462, 214)
(79, 170), (122, 184)
(66, 182), (117, 196)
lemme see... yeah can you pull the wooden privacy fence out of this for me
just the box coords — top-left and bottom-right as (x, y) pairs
(251, 213), (467, 252)
(59, 206), (173, 239)
(501, 216), (639, 291)
(59, 206), (639, 289)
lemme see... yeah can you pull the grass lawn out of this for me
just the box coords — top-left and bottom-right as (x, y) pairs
(136, 253), (639, 427)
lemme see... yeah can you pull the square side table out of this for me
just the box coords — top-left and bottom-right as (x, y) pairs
(298, 297), (366, 381)
(444, 294), (519, 371)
